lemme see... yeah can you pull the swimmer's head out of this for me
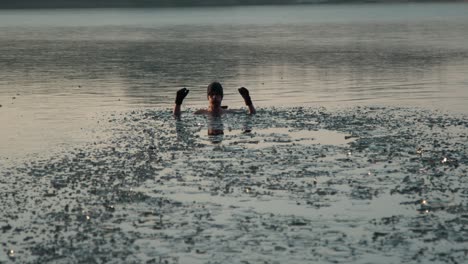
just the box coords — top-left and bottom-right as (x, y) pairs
(207, 82), (224, 98)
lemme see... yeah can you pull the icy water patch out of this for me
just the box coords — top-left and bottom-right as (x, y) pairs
(1, 106), (468, 263)
(196, 126), (354, 148)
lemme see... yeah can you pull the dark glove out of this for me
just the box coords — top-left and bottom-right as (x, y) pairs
(175, 88), (189, 105)
(238, 87), (252, 106)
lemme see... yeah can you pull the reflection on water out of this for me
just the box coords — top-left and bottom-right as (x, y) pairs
(207, 115), (224, 136)
(1, 3), (468, 109)
(1, 3), (468, 157)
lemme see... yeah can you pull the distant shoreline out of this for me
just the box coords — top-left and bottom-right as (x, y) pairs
(0, 0), (464, 10)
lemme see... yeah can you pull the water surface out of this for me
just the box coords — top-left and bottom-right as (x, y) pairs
(1, 107), (467, 263)
(1, 4), (468, 262)
(1, 3), (468, 159)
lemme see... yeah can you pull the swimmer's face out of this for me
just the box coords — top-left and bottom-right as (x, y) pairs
(208, 92), (223, 106)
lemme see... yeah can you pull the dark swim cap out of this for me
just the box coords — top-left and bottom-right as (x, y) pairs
(207, 82), (224, 97)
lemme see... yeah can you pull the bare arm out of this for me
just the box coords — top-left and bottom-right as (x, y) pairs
(173, 104), (182, 116)
(238, 87), (256, 115)
(247, 103), (256, 115)
(173, 88), (189, 116)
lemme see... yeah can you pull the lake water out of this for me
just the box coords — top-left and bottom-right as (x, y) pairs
(1, 3), (468, 157)
(1, 3), (468, 263)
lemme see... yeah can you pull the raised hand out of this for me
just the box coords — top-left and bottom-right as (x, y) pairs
(175, 88), (190, 105)
(238, 87), (252, 106)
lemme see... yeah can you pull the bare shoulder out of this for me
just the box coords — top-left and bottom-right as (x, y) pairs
(224, 109), (245, 114)
(193, 108), (247, 115)
(194, 109), (209, 115)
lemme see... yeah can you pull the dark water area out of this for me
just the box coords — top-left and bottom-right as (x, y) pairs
(1, 3), (468, 263)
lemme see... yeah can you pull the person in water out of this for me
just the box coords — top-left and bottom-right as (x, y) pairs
(173, 82), (256, 116)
